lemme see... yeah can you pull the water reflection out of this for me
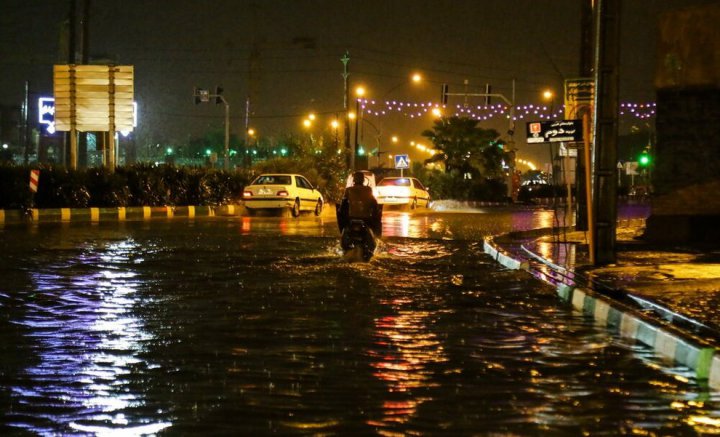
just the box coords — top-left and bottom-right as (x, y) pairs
(19, 239), (171, 435)
(4, 204), (718, 435)
(236, 215), (332, 237)
(368, 298), (448, 426)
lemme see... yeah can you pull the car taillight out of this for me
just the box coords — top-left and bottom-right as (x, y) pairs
(277, 190), (289, 197)
(243, 190), (253, 197)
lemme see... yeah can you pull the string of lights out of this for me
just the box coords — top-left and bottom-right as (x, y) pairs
(358, 99), (656, 120)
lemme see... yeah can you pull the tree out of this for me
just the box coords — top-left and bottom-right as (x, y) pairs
(421, 116), (503, 178)
(420, 116), (508, 201)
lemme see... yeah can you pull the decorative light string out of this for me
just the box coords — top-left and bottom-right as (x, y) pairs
(357, 99), (657, 120)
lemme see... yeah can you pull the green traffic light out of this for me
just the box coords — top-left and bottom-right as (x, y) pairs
(639, 153), (650, 166)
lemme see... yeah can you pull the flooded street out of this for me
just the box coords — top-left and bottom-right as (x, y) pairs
(2, 205), (720, 435)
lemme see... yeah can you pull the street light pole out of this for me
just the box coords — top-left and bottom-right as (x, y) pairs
(352, 98), (359, 171)
(341, 52), (351, 168)
(352, 86), (365, 171)
(224, 98), (230, 170)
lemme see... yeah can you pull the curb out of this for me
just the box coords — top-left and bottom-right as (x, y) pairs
(0, 205), (245, 224)
(0, 203), (337, 225)
(484, 233), (720, 390)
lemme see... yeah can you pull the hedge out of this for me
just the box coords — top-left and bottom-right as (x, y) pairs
(0, 164), (252, 210)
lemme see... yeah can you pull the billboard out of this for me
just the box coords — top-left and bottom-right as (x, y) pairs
(38, 97), (137, 135)
(526, 120), (583, 144)
(53, 65), (134, 132)
(564, 78), (594, 120)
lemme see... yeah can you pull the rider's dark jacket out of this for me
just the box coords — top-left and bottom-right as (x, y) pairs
(338, 185), (382, 235)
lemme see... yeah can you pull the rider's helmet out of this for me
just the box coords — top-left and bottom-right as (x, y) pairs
(352, 171), (366, 186)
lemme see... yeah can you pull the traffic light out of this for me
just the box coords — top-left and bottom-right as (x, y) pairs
(194, 87), (209, 104)
(441, 83), (449, 105)
(638, 150), (651, 167)
(215, 86), (223, 104)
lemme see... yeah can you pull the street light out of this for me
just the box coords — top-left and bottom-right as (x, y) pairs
(352, 86), (366, 170)
(330, 118), (340, 150)
(542, 89), (555, 118)
(382, 72), (423, 100)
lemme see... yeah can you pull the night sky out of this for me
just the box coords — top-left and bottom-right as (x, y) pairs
(1, 0), (715, 166)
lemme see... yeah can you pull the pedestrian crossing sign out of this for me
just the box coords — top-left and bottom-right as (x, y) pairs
(394, 154), (410, 169)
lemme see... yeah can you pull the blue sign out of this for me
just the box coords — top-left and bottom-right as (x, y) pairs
(394, 154), (409, 169)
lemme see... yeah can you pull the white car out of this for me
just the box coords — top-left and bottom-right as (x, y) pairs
(345, 170), (378, 197)
(345, 170), (377, 189)
(242, 173), (324, 217)
(375, 177), (431, 209)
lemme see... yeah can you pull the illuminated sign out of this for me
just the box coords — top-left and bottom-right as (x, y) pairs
(38, 97), (56, 134)
(37, 97), (137, 135)
(526, 119), (583, 144)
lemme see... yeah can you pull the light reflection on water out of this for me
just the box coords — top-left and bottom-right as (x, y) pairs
(16, 238), (171, 435)
(2, 205), (720, 434)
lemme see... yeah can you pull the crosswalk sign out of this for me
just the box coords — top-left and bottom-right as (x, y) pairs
(394, 154), (410, 169)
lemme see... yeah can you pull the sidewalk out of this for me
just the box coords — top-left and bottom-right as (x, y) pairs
(484, 219), (720, 390)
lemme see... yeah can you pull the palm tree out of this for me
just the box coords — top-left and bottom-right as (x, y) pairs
(421, 116), (503, 178)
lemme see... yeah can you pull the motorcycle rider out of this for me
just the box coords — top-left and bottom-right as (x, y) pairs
(338, 171), (382, 237)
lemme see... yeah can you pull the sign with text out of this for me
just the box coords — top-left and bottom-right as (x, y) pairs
(38, 96), (137, 135)
(564, 78), (594, 119)
(53, 64), (134, 132)
(526, 119), (583, 144)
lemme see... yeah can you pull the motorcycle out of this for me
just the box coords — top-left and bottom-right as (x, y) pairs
(340, 219), (377, 262)
(336, 202), (381, 262)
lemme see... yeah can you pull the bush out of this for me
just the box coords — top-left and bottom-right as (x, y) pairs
(424, 169), (507, 202)
(0, 164), (253, 209)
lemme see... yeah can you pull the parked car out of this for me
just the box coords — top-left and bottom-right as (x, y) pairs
(375, 177), (430, 209)
(242, 173), (324, 217)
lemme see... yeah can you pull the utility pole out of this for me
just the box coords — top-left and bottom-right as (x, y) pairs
(592, 0), (621, 265)
(22, 81), (30, 165)
(66, 0), (77, 169)
(575, 0), (595, 231)
(78, 0), (90, 168)
(223, 97), (230, 170)
(341, 51), (350, 169)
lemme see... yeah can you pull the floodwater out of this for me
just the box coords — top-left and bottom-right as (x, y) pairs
(2, 205), (720, 435)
